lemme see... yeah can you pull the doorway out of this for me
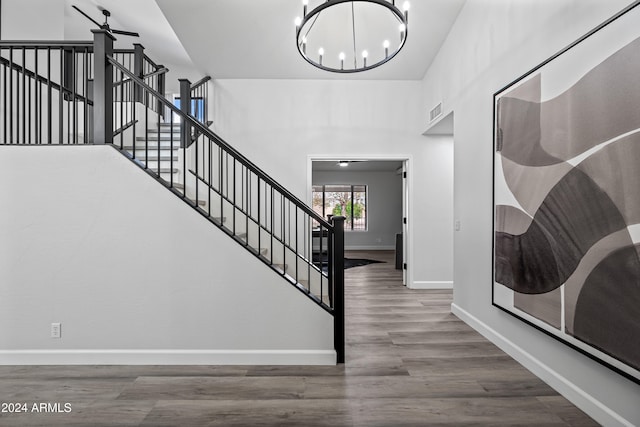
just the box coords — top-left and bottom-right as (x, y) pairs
(309, 157), (411, 286)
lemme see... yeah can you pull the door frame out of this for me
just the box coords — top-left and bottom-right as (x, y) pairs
(307, 154), (414, 288)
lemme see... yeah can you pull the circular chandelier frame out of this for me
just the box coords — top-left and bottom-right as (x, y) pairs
(295, 0), (409, 73)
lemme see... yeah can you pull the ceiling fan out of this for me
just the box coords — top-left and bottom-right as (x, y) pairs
(72, 5), (140, 37)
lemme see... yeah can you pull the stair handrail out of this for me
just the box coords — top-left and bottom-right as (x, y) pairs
(190, 75), (211, 91)
(107, 55), (332, 229)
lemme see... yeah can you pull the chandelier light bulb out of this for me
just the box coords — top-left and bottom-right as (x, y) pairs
(302, 0), (308, 16)
(294, 16), (301, 27)
(362, 50), (368, 67)
(318, 47), (324, 65)
(399, 23), (406, 42)
(301, 36), (307, 54)
(339, 52), (346, 70)
(383, 40), (390, 57)
(403, 1), (410, 11)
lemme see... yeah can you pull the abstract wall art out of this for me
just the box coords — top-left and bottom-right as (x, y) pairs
(493, 2), (640, 383)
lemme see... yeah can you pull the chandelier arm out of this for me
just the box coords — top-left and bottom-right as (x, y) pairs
(303, 11), (321, 41)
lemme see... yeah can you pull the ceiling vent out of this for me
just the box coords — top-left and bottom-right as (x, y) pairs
(429, 102), (443, 122)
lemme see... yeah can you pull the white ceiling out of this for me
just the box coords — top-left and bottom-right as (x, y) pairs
(61, 0), (465, 81)
(155, 0), (466, 80)
(64, 0), (200, 86)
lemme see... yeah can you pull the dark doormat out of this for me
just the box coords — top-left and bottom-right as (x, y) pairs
(344, 258), (384, 269)
(313, 253), (384, 271)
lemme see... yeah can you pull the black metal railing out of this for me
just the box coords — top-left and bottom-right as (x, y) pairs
(0, 39), (167, 145)
(107, 54), (345, 361)
(108, 55), (342, 304)
(0, 41), (93, 144)
(0, 31), (345, 363)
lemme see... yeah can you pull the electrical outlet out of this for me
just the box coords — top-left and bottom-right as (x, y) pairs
(51, 323), (61, 339)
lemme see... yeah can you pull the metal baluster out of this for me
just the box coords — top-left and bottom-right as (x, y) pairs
(246, 166), (250, 248)
(282, 193), (286, 275)
(47, 48), (51, 144)
(73, 48), (77, 144)
(168, 105), (174, 188)
(9, 47), (13, 143)
(295, 205), (299, 284)
(218, 146), (223, 225)
(2, 50), (7, 143)
(258, 177), (262, 258)
(208, 138), (212, 217)
(59, 48), (64, 144)
(270, 186), (274, 265)
(35, 48), (40, 144)
(195, 120), (199, 207)
(22, 48), (26, 143)
(156, 102), (160, 178)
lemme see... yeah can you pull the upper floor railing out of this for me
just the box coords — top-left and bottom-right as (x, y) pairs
(0, 35), (167, 145)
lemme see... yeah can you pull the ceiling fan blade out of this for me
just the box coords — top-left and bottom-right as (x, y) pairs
(72, 5), (102, 28)
(110, 29), (140, 37)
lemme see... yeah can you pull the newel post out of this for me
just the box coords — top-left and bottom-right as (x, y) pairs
(157, 64), (166, 117)
(92, 30), (115, 145)
(332, 215), (346, 364)
(179, 78), (191, 148)
(133, 43), (144, 103)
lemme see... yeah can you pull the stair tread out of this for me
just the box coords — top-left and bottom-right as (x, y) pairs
(149, 167), (179, 173)
(136, 136), (182, 141)
(127, 153), (179, 160)
(122, 145), (179, 150)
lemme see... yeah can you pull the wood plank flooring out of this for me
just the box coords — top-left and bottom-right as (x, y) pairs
(0, 250), (597, 426)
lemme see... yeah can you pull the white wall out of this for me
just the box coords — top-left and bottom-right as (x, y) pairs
(422, 0), (640, 425)
(0, 145), (334, 365)
(1, 0), (64, 39)
(313, 169), (403, 250)
(212, 79), (454, 289)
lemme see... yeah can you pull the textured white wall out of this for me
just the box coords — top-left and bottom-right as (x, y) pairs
(211, 79), (454, 288)
(0, 145), (334, 364)
(422, 0), (640, 425)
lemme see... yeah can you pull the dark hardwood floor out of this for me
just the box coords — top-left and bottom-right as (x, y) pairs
(0, 250), (597, 426)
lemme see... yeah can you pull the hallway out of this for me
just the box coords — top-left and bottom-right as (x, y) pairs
(0, 251), (596, 426)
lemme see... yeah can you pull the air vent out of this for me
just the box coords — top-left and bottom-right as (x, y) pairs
(429, 102), (443, 122)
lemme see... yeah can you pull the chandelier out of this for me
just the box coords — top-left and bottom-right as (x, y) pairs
(294, 0), (410, 73)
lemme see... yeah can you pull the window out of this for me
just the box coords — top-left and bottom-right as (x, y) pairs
(312, 184), (367, 231)
(173, 97), (205, 122)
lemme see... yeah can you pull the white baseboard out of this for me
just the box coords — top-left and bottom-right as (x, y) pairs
(0, 349), (336, 366)
(411, 281), (453, 289)
(450, 303), (634, 427)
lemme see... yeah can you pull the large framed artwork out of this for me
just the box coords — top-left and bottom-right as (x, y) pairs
(493, 1), (640, 384)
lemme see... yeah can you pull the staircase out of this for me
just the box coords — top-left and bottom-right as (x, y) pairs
(124, 123), (182, 180)
(124, 119), (329, 301)
(0, 34), (345, 363)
